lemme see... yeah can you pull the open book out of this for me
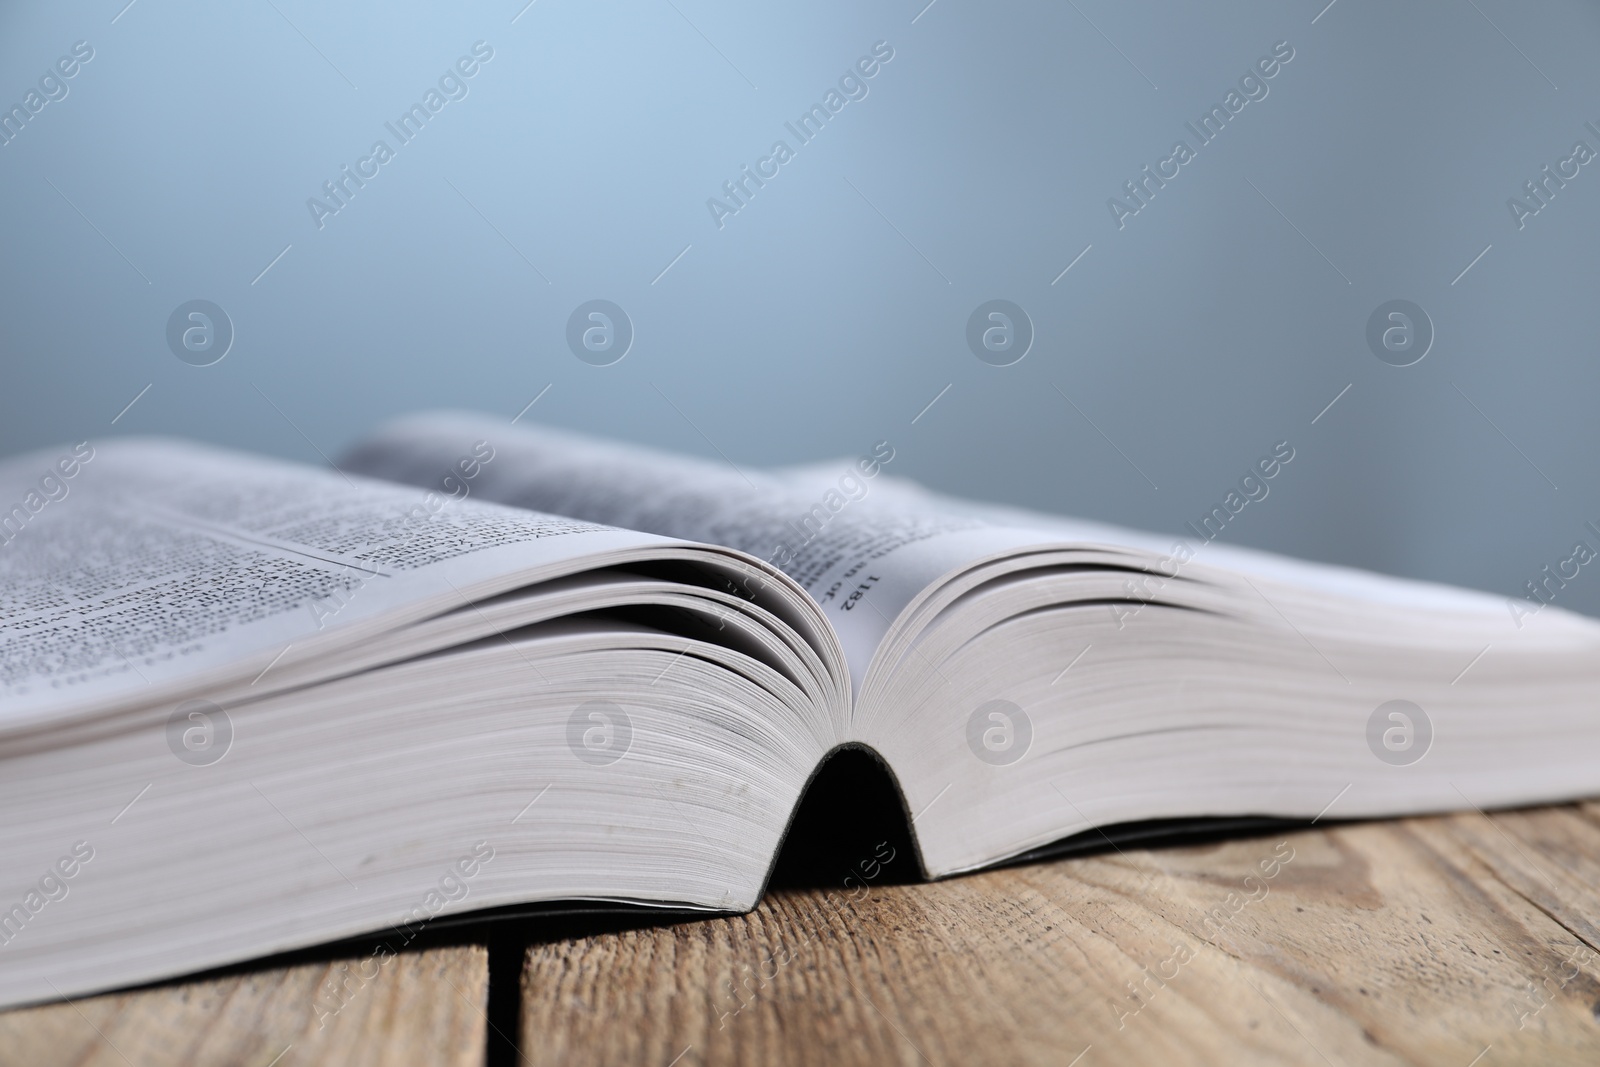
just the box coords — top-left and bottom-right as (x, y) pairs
(4, 415), (1599, 1009)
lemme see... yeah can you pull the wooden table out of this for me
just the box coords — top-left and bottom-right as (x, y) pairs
(6, 803), (1600, 1066)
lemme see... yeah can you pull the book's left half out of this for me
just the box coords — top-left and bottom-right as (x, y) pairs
(0, 438), (849, 1010)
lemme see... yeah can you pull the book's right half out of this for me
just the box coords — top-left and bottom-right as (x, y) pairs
(344, 414), (1600, 880)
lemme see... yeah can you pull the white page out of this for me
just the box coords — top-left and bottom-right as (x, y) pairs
(347, 412), (1559, 699)
(347, 414), (1091, 687)
(914, 487), (1527, 618)
(0, 438), (661, 725)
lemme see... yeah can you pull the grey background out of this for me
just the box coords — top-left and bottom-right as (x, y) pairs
(1, 0), (1596, 617)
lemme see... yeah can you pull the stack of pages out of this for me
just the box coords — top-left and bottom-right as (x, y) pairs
(2, 411), (1597, 1009)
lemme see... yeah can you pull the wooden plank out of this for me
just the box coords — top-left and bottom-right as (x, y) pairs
(521, 809), (1600, 1065)
(6, 807), (1599, 1065)
(0, 944), (488, 1067)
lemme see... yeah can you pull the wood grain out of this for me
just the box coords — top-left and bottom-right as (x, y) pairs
(0, 944), (488, 1067)
(521, 807), (1600, 1066)
(7, 806), (1600, 1065)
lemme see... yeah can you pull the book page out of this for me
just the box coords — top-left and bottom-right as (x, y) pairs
(0, 438), (652, 724)
(345, 414), (1067, 688)
(917, 487), (1525, 617)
